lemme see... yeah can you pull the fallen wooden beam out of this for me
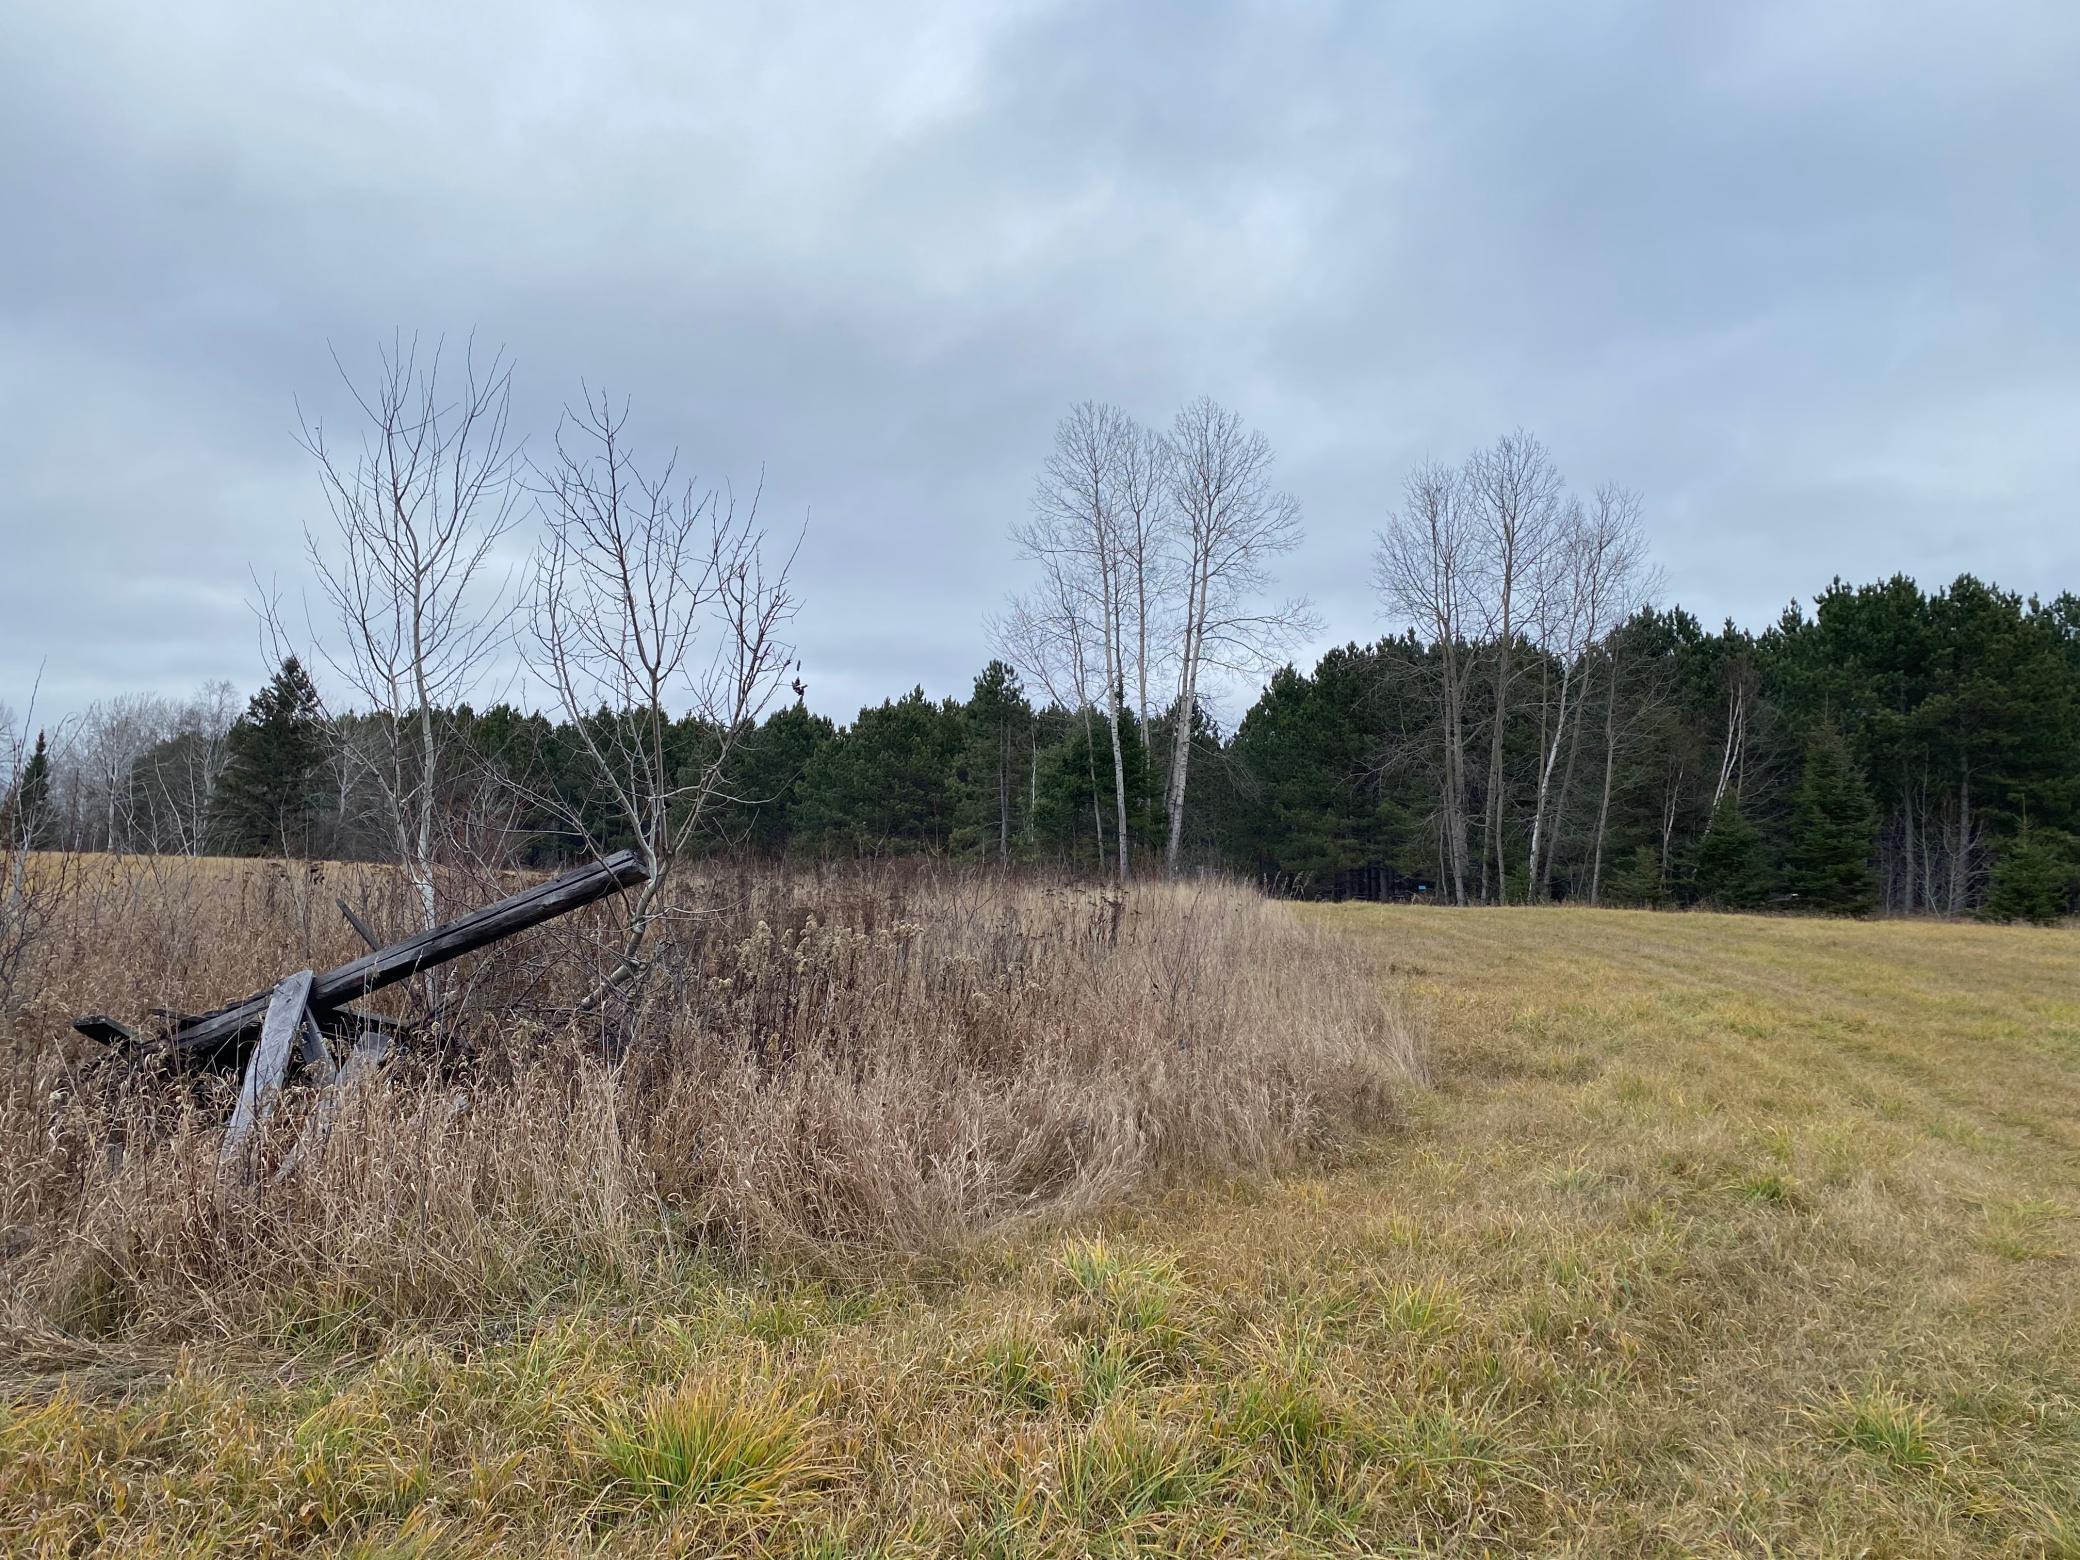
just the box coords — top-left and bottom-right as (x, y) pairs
(220, 969), (312, 1166)
(75, 1001), (412, 1052)
(159, 851), (644, 1059)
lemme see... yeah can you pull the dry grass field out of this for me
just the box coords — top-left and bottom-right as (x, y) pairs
(4, 887), (2079, 1555)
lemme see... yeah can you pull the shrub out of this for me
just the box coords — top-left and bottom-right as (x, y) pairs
(1983, 829), (2074, 926)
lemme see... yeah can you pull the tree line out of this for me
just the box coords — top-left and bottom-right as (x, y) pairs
(9, 561), (2076, 925)
(5, 359), (2076, 928)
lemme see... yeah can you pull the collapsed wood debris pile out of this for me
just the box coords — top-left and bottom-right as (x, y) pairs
(70, 850), (645, 1168)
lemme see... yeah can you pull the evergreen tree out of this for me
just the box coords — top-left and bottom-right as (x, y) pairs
(1225, 645), (1423, 893)
(3, 731), (55, 848)
(1602, 844), (1668, 907)
(1982, 828), (2073, 925)
(795, 689), (963, 854)
(211, 658), (327, 856)
(1030, 706), (1158, 870)
(1783, 722), (1878, 914)
(952, 661), (1030, 863)
(1692, 795), (1774, 909)
(727, 700), (837, 855)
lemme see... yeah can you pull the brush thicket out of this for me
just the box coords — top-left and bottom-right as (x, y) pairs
(0, 858), (1417, 1340)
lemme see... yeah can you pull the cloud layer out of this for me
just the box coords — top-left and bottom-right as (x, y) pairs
(5, 0), (2076, 725)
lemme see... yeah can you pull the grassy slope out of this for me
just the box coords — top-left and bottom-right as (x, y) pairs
(5, 908), (2079, 1555)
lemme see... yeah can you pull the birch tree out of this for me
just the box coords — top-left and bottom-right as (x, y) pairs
(994, 568), (1111, 874)
(1466, 430), (1566, 902)
(1113, 421), (1175, 741)
(299, 335), (523, 927)
(1161, 396), (1314, 874)
(1374, 460), (1480, 904)
(1024, 404), (1135, 878)
(72, 695), (170, 852)
(129, 682), (240, 855)
(1524, 484), (1652, 897)
(1011, 403), (1169, 881)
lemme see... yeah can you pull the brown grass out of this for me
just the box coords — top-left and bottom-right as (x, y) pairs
(6, 892), (2079, 1555)
(1, 859), (1415, 1344)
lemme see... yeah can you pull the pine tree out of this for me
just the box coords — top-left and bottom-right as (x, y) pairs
(726, 700), (837, 856)
(1783, 722), (1878, 914)
(3, 732), (55, 848)
(795, 689), (963, 854)
(1693, 795), (1774, 909)
(211, 658), (327, 857)
(1982, 828), (2072, 925)
(1602, 844), (1668, 907)
(953, 661), (1030, 864)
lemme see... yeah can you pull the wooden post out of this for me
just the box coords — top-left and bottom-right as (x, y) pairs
(220, 970), (312, 1168)
(337, 897), (381, 951)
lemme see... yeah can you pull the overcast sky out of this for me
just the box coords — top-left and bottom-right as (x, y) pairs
(4, 0), (2076, 731)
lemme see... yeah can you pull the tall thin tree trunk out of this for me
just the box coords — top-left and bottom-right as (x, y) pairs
(1486, 629), (1514, 904)
(1163, 559), (1209, 875)
(1948, 763), (1971, 915)
(1102, 652), (1131, 883)
(1547, 657), (1593, 895)
(998, 719), (1011, 866)
(1589, 662), (1620, 904)
(1080, 704), (1105, 875)
(1526, 657), (1576, 899)
(1659, 760), (1682, 887)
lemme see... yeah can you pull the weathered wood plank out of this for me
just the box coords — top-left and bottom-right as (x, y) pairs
(76, 1003), (402, 1058)
(324, 1006), (411, 1040)
(161, 851), (645, 1059)
(71, 1015), (136, 1044)
(220, 969), (312, 1166)
(298, 1009), (339, 1087)
(272, 1027), (390, 1184)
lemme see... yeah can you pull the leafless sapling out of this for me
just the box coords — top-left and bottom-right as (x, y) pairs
(527, 389), (798, 999)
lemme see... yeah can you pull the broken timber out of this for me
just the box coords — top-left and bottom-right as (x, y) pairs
(220, 969), (313, 1164)
(73, 849), (646, 1065)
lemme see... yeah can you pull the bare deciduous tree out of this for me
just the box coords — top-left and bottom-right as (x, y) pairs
(72, 694), (172, 853)
(129, 681), (241, 855)
(1162, 396), (1315, 874)
(1466, 430), (1567, 903)
(528, 389), (798, 997)
(1375, 460), (1480, 904)
(1524, 484), (1653, 897)
(298, 334), (524, 927)
(1017, 403), (1148, 881)
(1113, 420), (1175, 742)
(993, 578), (1111, 874)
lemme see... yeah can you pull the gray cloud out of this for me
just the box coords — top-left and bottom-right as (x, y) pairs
(4, 0), (2076, 728)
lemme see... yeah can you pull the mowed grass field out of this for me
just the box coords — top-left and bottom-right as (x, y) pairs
(6, 905), (2079, 1555)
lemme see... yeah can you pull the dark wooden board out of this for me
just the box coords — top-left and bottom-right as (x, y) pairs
(156, 850), (644, 1059)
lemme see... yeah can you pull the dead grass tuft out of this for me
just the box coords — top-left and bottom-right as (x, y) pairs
(1, 861), (1416, 1343)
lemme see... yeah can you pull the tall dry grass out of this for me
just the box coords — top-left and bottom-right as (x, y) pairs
(0, 859), (1418, 1343)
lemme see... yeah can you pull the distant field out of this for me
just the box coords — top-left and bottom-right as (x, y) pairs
(5, 902), (2078, 1554)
